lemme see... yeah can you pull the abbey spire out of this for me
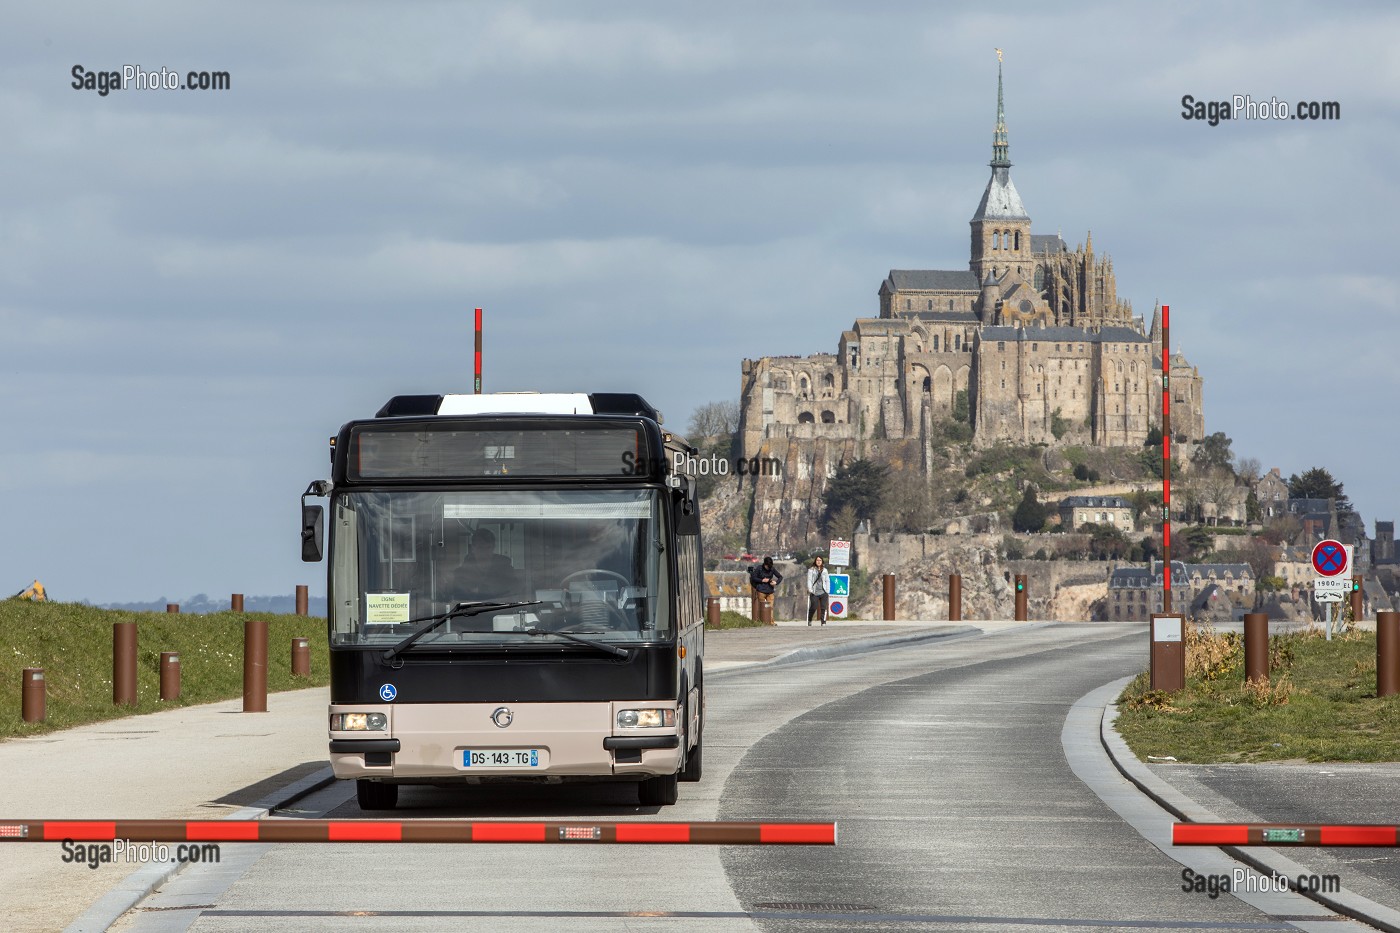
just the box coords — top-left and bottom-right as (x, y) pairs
(970, 50), (1031, 287)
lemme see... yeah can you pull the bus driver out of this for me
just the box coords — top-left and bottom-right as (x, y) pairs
(452, 528), (520, 600)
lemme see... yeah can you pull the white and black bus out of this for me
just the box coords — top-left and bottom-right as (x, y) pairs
(300, 392), (705, 809)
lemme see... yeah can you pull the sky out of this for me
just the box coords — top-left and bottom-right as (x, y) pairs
(3, 2), (1398, 603)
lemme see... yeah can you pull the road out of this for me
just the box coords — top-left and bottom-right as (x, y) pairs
(113, 625), (1370, 932)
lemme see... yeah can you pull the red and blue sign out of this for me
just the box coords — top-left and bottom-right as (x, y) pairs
(1311, 539), (1348, 577)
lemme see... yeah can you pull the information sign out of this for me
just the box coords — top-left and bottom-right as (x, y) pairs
(828, 573), (849, 618)
(828, 540), (851, 567)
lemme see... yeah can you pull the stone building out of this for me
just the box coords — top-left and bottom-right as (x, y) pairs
(1059, 495), (1136, 534)
(739, 61), (1205, 496)
(1107, 560), (1254, 622)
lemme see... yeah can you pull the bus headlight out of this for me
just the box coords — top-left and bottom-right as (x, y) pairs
(331, 712), (388, 731)
(616, 708), (675, 729)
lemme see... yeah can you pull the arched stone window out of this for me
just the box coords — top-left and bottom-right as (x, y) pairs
(821, 411), (836, 424)
(922, 377), (931, 391)
(1014, 231), (1021, 250)
(933, 335), (940, 351)
(954, 334), (961, 351)
(797, 412), (815, 424)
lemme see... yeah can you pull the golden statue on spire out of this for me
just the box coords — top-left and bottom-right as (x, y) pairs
(995, 48), (1003, 63)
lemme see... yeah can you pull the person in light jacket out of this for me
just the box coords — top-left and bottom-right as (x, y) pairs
(806, 555), (830, 626)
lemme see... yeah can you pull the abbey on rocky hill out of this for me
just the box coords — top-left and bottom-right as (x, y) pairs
(739, 58), (1205, 466)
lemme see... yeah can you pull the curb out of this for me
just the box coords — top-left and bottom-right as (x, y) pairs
(62, 766), (336, 933)
(708, 623), (997, 676)
(1098, 691), (1400, 933)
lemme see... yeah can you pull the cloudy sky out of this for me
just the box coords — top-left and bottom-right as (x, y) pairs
(3, 2), (1396, 603)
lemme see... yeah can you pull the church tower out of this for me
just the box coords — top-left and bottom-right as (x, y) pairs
(970, 55), (1032, 289)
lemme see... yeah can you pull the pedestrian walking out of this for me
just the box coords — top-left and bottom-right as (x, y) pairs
(806, 555), (830, 625)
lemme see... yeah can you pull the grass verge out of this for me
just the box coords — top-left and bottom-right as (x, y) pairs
(1115, 623), (1400, 763)
(0, 600), (328, 740)
(706, 610), (771, 630)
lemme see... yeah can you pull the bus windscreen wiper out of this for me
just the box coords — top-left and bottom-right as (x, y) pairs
(382, 600), (541, 662)
(524, 628), (629, 658)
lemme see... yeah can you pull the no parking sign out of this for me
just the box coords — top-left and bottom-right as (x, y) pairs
(828, 573), (849, 618)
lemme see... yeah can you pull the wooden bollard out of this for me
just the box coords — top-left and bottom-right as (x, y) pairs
(113, 622), (138, 707)
(243, 619), (268, 712)
(882, 574), (896, 621)
(166, 603), (179, 614)
(295, 585), (309, 616)
(160, 652), (181, 701)
(1379, 611), (1399, 699)
(22, 668), (45, 723)
(291, 637), (311, 677)
(949, 574), (962, 622)
(231, 593), (244, 612)
(1243, 613), (1268, 684)
(706, 598), (720, 627)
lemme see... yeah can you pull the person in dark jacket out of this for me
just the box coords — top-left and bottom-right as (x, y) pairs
(748, 556), (782, 624)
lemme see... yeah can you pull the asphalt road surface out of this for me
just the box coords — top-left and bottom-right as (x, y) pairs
(113, 625), (1368, 932)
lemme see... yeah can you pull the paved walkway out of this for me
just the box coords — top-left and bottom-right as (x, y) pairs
(2, 619), (1394, 932)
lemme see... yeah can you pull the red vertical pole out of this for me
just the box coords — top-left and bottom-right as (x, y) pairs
(1161, 303), (1171, 613)
(474, 307), (483, 394)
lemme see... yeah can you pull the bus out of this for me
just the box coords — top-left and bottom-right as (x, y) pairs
(300, 392), (705, 809)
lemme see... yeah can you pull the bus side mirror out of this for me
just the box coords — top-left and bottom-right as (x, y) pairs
(672, 476), (700, 536)
(301, 504), (324, 562)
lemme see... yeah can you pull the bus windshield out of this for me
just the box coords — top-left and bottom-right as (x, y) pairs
(328, 488), (669, 647)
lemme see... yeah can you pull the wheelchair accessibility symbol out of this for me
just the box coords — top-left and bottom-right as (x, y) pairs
(379, 683), (397, 702)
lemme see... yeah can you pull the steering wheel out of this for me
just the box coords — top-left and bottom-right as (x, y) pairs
(561, 568), (632, 590)
(560, 569), (634, 631)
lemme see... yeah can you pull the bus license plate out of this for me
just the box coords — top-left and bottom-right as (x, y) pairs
(464, 749), (541, 768)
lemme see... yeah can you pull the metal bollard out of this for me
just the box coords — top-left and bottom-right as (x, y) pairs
(761, 599), (774, 625)
(706, 597), (720, 627)
(1243, 613), (1268, 684)
(291, 637), (311, 677)
(295, 585), (309, 617)
(160, 652), (181, 701)
(949, 574), (962, 622)
(22, 668), (45, 723)
(113, 622), (138, 706)
(1014, 575), (1027, 622)
(166, 603), (179, 614)
(231, 593), (244, 612)
(1378, 611), (1400, 699)
(243, 619), (268, 712)
(882, 574), (896, 621)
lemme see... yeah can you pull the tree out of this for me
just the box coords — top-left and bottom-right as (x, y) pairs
(1192, 431), (1235, 472)
(1234, 456), (1261, 486)
(1287, 467), (1353, 514)
(687, 400), (740, 439)
(1199, 466), (1239, 525)
(1176, 525), (1215, 562)
(1012, 485), (1047, 533)
(1050, 407), (1069, 440)
(952, 389), (969, 423)
(822, 459), (889, 531)
(1245, 489), (1261, 523)
(877, 467), (933, 533)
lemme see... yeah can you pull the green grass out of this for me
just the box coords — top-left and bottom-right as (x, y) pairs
(706, 610), (770, 630)
(0, 600), (329, 739)
(1116, 626), (1400, 763)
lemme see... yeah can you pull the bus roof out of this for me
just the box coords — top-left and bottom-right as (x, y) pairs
(376, 393), (663, 423)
